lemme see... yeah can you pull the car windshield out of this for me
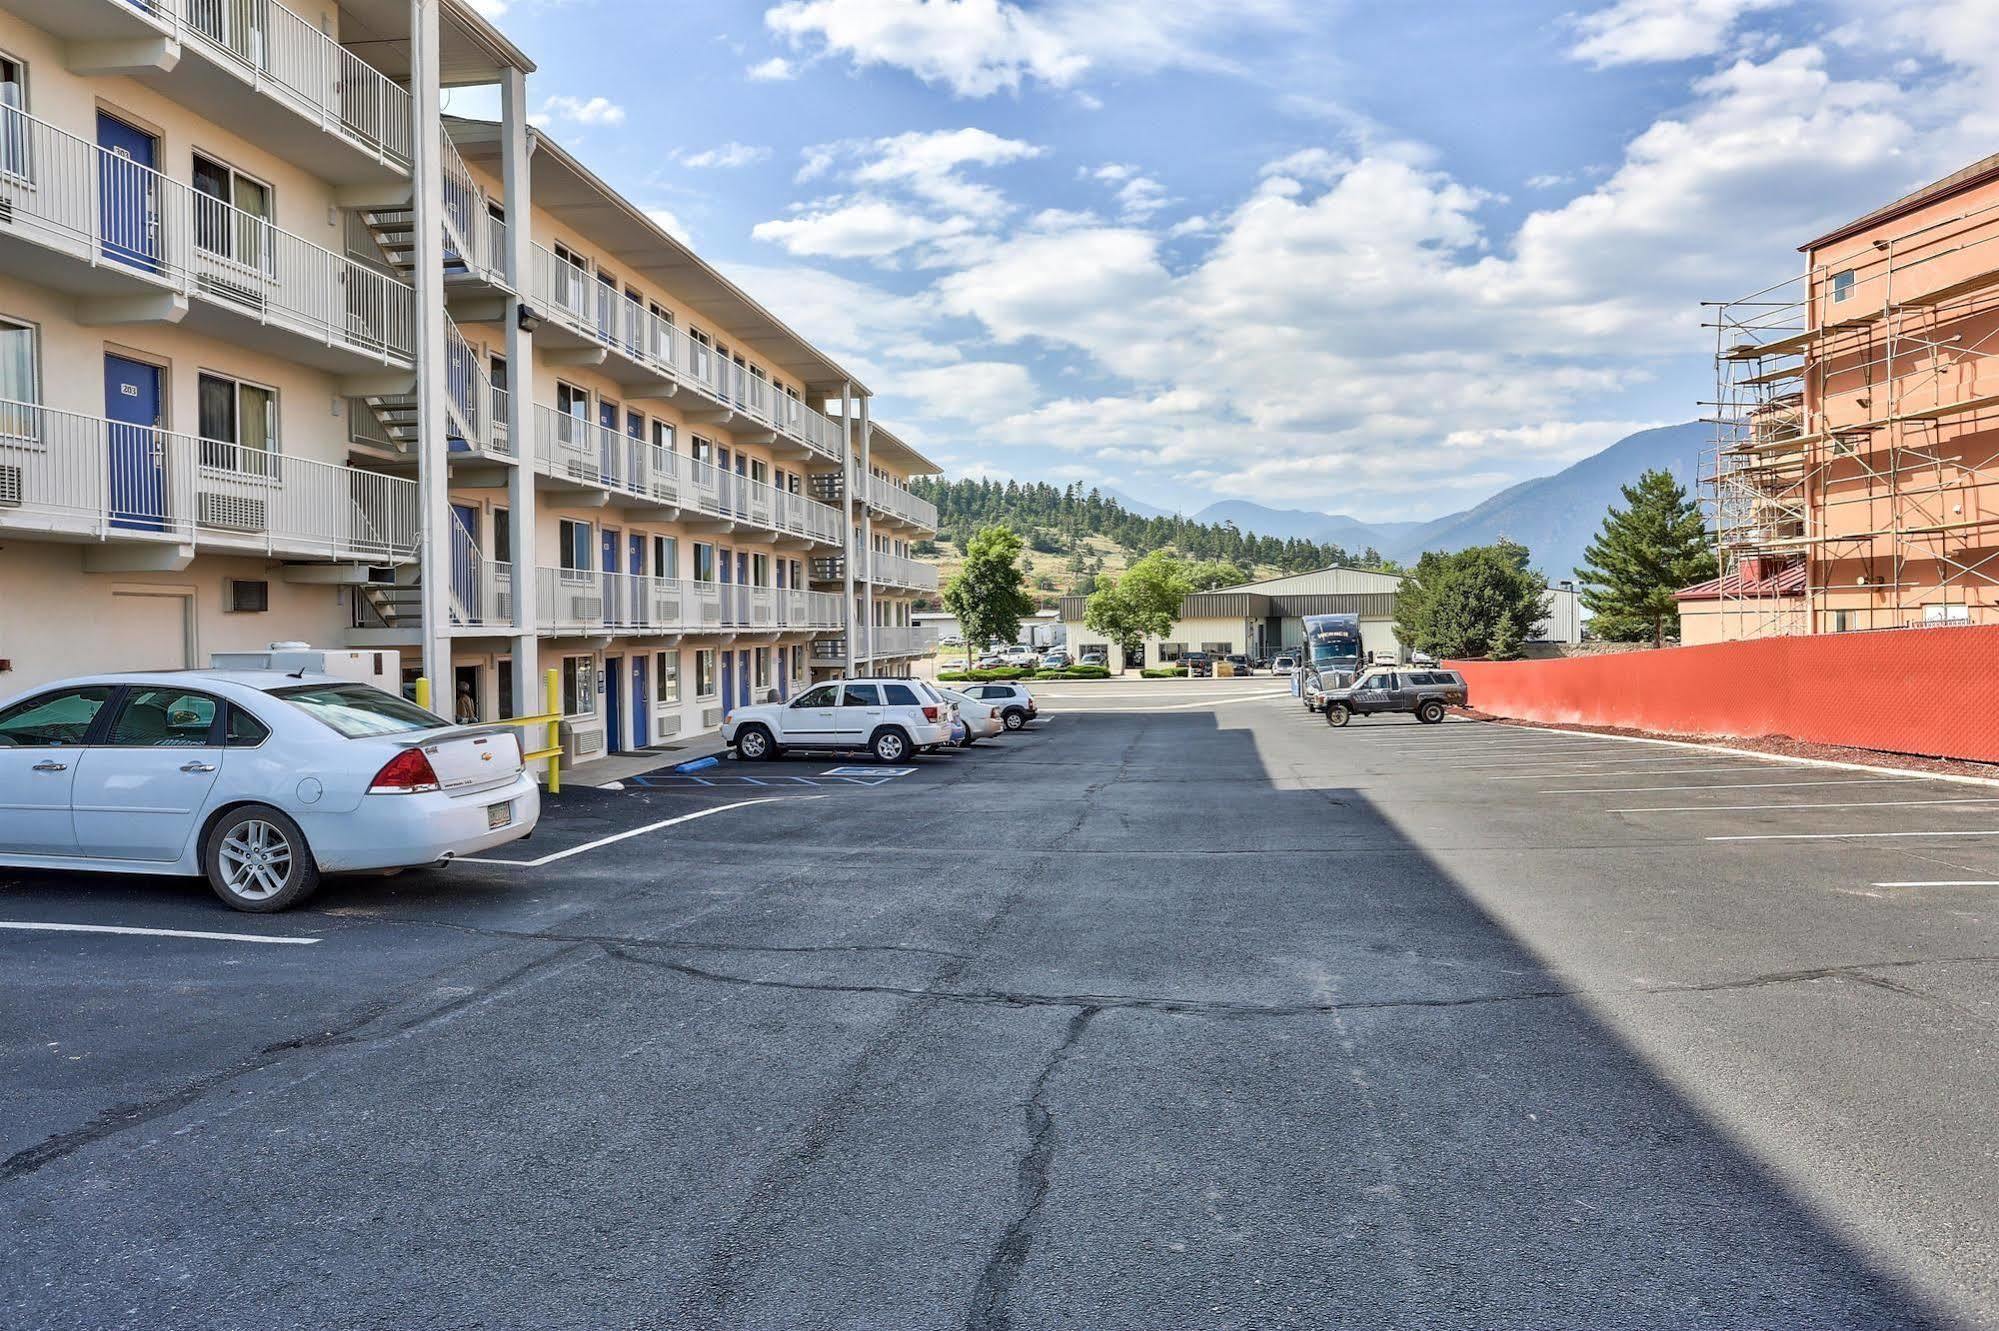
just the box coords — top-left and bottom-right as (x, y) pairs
(271, 683), (448, 738)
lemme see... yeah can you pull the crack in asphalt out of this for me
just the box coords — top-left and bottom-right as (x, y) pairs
(319, 914), (973, 963)
(0, 942), (594, 1186)
(964, 1006), (1098, 1331)
(599, 947), (1999, 1021)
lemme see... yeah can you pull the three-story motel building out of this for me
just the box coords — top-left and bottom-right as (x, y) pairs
(0, 0), (939, 763)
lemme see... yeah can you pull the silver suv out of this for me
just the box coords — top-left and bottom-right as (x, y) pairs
(1323, 668), (1468, 727)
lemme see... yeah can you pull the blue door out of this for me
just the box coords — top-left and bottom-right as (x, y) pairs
(104, 354), (164, 531)
(601, 528), (621, 628)
(598, 398), (620, 485)
(630, 656), (648, 748)
(629, 533), (647, 630)
(777, 650), (789, 702)
(97, 113), (159, 272)
(740, 651), (753, 710)
(450, 503), (479, 623)
(720, 651), (734, 712)
(605, 655), (624, 755)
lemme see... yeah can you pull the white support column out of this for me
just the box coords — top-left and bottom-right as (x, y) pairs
(859, 393), (874, 671)
(410, 0), (451, 693)
(500, 65), (539, 718)
(840, 380), (856, 677)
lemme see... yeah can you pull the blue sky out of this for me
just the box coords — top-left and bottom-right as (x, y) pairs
(453, 0), (1999, 520)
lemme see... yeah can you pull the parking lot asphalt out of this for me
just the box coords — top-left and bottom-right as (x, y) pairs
(4, 675), (1998, 1329)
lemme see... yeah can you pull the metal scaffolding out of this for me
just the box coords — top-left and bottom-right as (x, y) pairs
(1705, 188), (1999, 636)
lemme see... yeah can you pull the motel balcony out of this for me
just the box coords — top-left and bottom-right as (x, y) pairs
(0, 106), (415, 380)
(864, 625), (939, 658)
(864, 473), (938, 533)
(532, 406), (843, 546)
(525, 244), (846, 464)
(868, 550), (939, 593)
(535, 566), (845, 637)
(0, 398), (419, 567)
(1, 0), (413, 187)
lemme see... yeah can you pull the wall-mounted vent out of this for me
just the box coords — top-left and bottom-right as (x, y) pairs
(0, 463), (21, 506)
(655, 713), (682, 738)
(225, 578), (269, 613)
(199, 491), (267, 531)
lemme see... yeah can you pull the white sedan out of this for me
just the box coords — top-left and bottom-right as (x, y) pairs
(939, 687), (1004, 746)
(0, 670), (539, 912)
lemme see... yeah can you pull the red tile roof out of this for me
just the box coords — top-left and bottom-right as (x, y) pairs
(1676, 561), (1807, 602)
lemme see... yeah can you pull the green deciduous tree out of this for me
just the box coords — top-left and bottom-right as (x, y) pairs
(1575, 469), (1716, 648)
(941, 524), (1037, 657)
(1394, 541), (1548, 660)
(1084, 550), (1191, 670)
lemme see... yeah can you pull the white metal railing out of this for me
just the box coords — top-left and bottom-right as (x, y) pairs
(445, 317), (509, 455)
(441, 128), (507, 285)
(0, 106), (413, 363)
(448, 510), (513, 626)
(868, 549), (939, 591)
(0, 398), (417, 559)
(532, 567), (844, 635)
(859, 625), (939, 658)
(526, 242), (843, 461)
(531, 406), (842, 541)
(865, 473), (938, 530)
(125, 0), (413, 167)
(536, 566), (726, 635)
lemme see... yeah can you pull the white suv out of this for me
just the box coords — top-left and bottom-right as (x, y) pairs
(724, 678), (954, 762)
(956, 682), (1038, 730)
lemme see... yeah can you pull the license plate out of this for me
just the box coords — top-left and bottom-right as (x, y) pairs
(487, 801), (511, 830)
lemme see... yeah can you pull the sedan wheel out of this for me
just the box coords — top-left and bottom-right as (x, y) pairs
(205, 806), (320, 913)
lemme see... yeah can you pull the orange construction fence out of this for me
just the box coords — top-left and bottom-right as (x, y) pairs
(1445, 623), (1999, 765)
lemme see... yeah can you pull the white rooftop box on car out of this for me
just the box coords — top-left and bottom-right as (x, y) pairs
(210, 643), (401, 686)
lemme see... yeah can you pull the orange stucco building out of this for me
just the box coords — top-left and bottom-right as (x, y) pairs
(1706, 153), (1999, 639)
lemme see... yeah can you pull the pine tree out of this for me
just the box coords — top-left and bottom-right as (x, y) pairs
(1576, 469), (1716, 648)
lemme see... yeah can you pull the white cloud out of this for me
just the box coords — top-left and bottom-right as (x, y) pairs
(1567, 0), (1790, 67)
(529, 94), (626, 128)
(759, 128), (1041, 263)
(644, 208), (692, 244)
(895, 361), (1038, 419)
(754, 200), (973, 260)
(1088, 163), (1171, 221)
(740, 27), (1999, 516)
(676, 142), (772, 169)
(763, 0), (1305, 97)
(747, 56), (797, 81)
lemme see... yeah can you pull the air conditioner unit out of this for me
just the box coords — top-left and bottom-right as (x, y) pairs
(569, 594), (603, 620)
(654, 713), (682, 739)
(0, 463), (21, 506)
(199, 491), (267, 532)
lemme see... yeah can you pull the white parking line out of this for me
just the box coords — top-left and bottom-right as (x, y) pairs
(0, 921), (319, 945)
(1611, 798), (1999, 813)
(460, 796), (820, 867)
(1873, 880), (1999, 888)
(1542, 777), (1927, 793)
(1439, 754), (1767, 771)
(1497, 723), (1999, 791)
(1709, 829), (1999, 842)
(1495, 765), (1781, 781)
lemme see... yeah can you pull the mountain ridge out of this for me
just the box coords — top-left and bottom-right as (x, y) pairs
(1138, 421), (1707, 578)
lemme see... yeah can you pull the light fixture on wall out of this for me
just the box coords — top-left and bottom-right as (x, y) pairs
(516, 303), (543, 334)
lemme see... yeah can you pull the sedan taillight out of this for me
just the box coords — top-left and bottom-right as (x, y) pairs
(369, 748), (441, 794)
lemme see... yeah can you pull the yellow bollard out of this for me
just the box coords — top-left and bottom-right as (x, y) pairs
(415, 675), (431, 713)
(545, 668), (562, 795)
